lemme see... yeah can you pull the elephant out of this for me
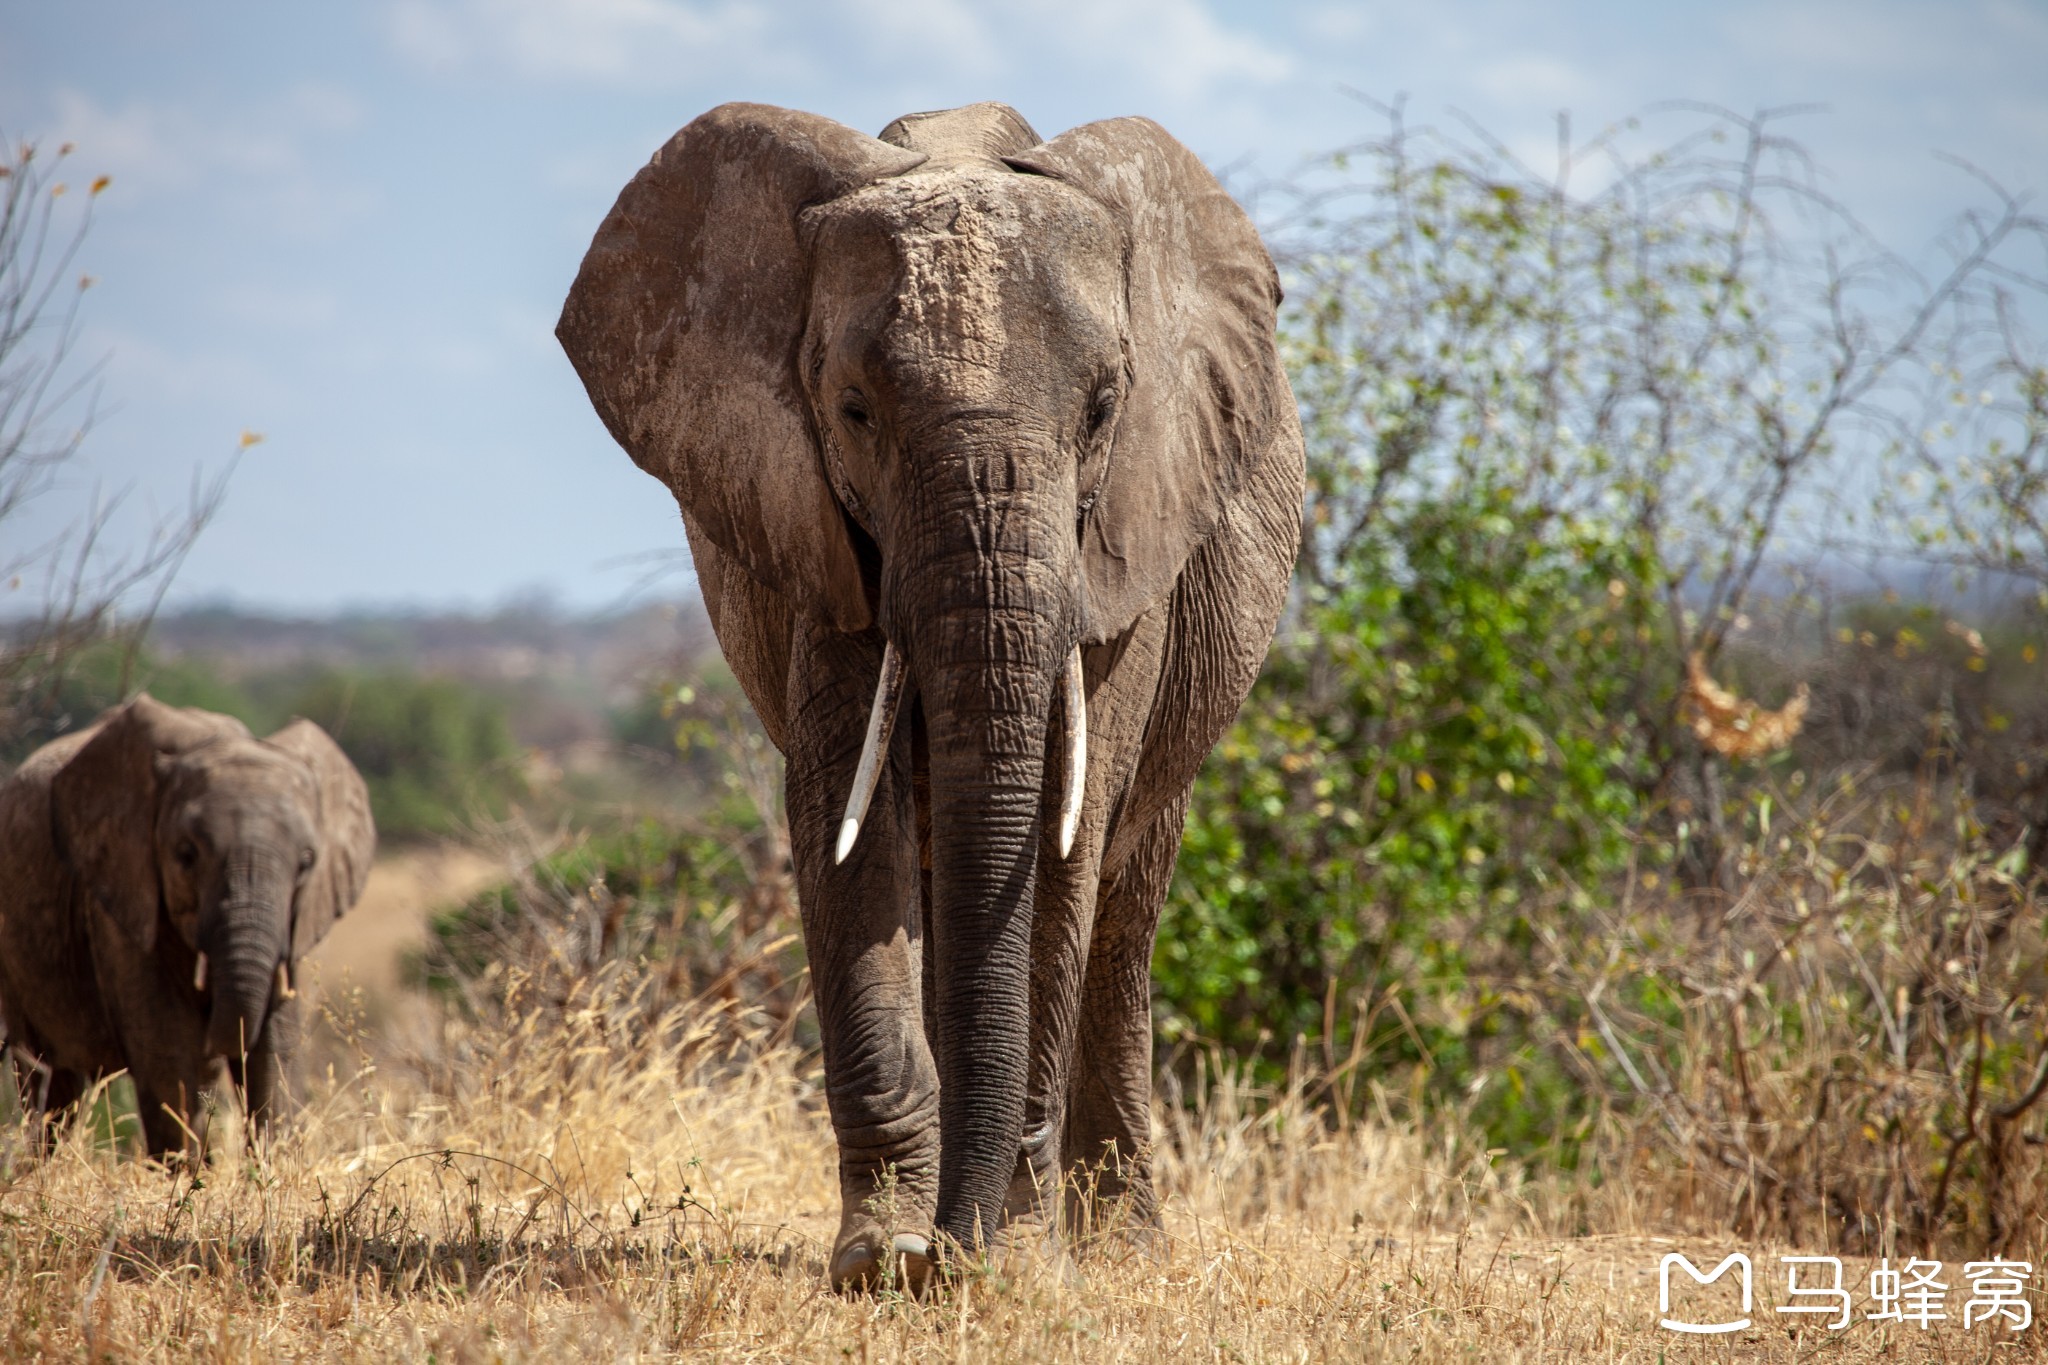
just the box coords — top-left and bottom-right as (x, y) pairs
(0, 694), (374, 1158)
(558, 101), (1304, 1289)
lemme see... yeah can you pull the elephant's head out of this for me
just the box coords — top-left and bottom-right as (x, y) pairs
(558, 103), (1289, 1248)
(52, 695), (375, 1060)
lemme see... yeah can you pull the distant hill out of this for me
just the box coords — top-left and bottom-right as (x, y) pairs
(143, 598), (714, 749)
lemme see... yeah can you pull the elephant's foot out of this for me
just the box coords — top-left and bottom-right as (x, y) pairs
(1001, 1120), (1065, 1227)
(829, 1224), (938, 1298)
(26, 1065), (82, 1155)
(134, 1082), (212, 1166)
(1060, 1137), (1160, 1246)
(827, 1164), (939, 1296)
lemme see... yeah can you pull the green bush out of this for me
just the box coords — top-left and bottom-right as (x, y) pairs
(0, 639), (260, 764)
(1162, 485), (1657, 1153)
(274, 670), (521, 840)
(418, 810), (805, 1042)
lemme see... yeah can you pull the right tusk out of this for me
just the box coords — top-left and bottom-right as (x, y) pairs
(193, 952), (209, 992)
(835, 641), (906, 864)
(1056, 646), (1087, 858)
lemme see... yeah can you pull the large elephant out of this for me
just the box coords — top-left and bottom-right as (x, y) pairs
(0, 695), (374, 1158)
(558, 101), (1303, 1288)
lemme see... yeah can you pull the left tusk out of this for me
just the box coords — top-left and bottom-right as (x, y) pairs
(193, 951), (209, 992)
(274, 961), (297, 1002)
(835, 641), (907, 865)
(1057, 646), (1087, 859)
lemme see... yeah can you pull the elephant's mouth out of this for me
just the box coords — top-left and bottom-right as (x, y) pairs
(191, 949), (291, 999)
(200, 948), (296, 1059)
(833, 640), (1087, 865)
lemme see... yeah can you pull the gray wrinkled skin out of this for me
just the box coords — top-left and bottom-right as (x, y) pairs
(0, 695), (375, 1159)
(558, 102), (1305, 1288)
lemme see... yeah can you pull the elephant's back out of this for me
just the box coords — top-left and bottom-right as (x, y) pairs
(4, 724), (101, 793)
(0, 724), (100, 900)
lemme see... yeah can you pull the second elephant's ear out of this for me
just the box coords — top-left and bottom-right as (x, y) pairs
(1005, 119), (1294, 641)
(52, 695), (248, 952)
(263, 718), (375, 963)
(557, 103), (928, 632)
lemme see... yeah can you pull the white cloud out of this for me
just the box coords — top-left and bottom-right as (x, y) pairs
(288, 82), (370, 133)
(1470, 54), (1589, 111)
(47, 90), (303, 196)
(42, 88), (376, 238)
(83, 322), (272, 403)
(386, 0), (784, 82)
(215, 283), (342, 332)
(1004, 0), (1292, 99)
(382, 0), (1288, 109)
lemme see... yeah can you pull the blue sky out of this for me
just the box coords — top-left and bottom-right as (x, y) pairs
(3, 0), (2045, 611)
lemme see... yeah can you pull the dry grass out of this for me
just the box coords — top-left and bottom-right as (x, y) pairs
(7, 933), (2045, 1363)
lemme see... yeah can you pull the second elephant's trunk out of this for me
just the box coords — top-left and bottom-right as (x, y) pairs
(203, 847), (293, 1060)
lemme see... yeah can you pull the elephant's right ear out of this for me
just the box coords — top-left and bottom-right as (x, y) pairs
(557, 103), (927, 632)
(263, 718), (375, 961)
(51, 694), (247, 952)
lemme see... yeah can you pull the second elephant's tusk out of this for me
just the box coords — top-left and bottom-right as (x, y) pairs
(835, 641), (906, 865)
(274, 961), (297, 1002)
(193, 952), (209, 992)
(1057, 646), (1087, 859)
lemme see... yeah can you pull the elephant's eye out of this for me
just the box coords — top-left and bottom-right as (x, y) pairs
(298, 847), (317, 874)
(1085, 386), (1119, 440)
(839, 390), (874, 431)
(175, 840), (199, 868)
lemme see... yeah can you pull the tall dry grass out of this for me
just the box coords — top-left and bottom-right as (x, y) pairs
(6, 904), (2040, 1361)
(7, 729), (2048, 1359)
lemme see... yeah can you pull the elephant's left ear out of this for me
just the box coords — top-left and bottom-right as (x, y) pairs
(264, 719), (375, 960)
(557, 104), (929, 634)
(1005, 119), (1302, 642)
(54, 694), (249, 951)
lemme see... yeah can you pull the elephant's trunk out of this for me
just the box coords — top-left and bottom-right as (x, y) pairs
(887, 431), (1079, 1255)
(203, 845), (294, 1060)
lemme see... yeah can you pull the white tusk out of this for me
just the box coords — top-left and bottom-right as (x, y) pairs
(274, 961), (297, 1002)
(1057, 646), (1087, 859)
(193, 952), (209, 992)
(835, 641), (907, 865)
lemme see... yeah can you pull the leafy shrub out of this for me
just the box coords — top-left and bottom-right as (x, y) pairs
(0, 638), (259, 764)
(276, 669), (521, 840)
(1162, 486), (1657, 1153)
(419, 811), (804, 1043)
(1161, 98), (2046, 1170)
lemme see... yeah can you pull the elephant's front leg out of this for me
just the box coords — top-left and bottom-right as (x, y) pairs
(1007, 617), (1168, 1233)
(785, 622), (939, 1291)
(231, 993), (300, 1147)
(6, 1036), (87, 1157)
(1062, 792), (1189, 1237)
(1004, 810), (1103, 1231)
(133, 1072), (214, 1161)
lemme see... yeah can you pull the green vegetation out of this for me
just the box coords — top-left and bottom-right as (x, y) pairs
(1154, 101), (2048, 1223)
(9, 640), (522, 840)
(1163, 494), (1657, 1153)
(278, 670), (521, 839)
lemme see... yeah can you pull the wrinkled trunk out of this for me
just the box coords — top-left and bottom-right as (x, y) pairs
(889, 433), (1076, 1253)
(203, 846), (292, 1061)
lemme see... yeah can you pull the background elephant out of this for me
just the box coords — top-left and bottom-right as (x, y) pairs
(0, 694), (374, 1157)
(558, 101), (1303, 1287)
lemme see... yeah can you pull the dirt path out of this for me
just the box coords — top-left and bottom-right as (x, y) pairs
(301, 844), (503, 1006)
